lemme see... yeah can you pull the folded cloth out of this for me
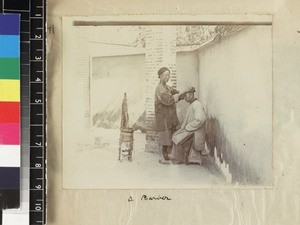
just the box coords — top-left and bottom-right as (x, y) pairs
(172, 129), (193, 145)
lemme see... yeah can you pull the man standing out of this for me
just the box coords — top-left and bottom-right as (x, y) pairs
(171, 87), (207, 165)
(154, 67), (182, 164)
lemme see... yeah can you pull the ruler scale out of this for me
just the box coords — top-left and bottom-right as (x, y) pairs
(29, 1), (46, 224)
(0, 0), (46, 224)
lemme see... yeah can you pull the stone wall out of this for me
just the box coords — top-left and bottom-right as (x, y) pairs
(198, 26), (273, 185)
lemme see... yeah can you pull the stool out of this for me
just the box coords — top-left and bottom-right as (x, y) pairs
(118, 127), (134, 162)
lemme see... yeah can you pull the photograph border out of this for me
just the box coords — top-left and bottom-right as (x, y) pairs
(62, 14), (274, 190)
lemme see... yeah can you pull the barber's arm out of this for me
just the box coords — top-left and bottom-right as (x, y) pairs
(158, 92), (176, 106)
(170, 87), (180, 95)
(177, 86), (195, 102)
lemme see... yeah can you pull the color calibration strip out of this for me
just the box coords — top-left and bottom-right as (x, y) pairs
(0, 14), (20, 192)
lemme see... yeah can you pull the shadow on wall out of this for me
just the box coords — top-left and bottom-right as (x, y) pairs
(206, 117), (262, 185)
(200, 26), (272, 185)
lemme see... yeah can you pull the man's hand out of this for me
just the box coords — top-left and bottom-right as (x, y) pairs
(182, 86), (195, 93)
(178, 86), (195, 100)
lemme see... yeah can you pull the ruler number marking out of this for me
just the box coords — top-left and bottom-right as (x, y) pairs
(35, 203), (42, 211)
(27, 0), (46, 223)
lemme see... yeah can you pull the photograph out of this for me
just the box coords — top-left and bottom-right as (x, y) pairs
(62, 17), (272, 189)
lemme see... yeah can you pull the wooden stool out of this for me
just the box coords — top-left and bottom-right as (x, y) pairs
(118, 127), (134, 162)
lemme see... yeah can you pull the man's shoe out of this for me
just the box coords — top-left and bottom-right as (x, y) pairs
(171, 159), (183, 164)
(159, 159), (170, 165)
(164, 155), (171, 160)
(162, 149), (171, 160)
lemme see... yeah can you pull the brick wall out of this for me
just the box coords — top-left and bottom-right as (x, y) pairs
(145, 26), (177, 153)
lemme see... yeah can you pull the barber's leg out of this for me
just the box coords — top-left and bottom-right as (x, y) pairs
(167, 145), (172, 154)
(159, 145), (170, 164)
(162, 145), (170, 160)
(158, 145), (163, 161)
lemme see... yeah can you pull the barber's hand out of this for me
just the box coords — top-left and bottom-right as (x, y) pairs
(178, 94), (185, 101)
(179, 86), (193, 101)
(171, 87), (180, 95)
(182, 86), (194, 93)
(170, 98), (175, 105)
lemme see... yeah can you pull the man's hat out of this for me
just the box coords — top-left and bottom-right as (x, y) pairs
(188, 86), (195, 93)
(157, 67), (170, 78)
(179, 86), (195, 99)
(184, 86), (195, 93)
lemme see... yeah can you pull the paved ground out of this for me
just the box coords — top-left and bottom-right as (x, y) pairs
(63, 130), (226, 189)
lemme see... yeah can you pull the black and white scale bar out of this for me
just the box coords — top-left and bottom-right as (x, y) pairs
(29, 0), (46, 224)
(0, 0), (46, 224)
(0, 1), (30, 225)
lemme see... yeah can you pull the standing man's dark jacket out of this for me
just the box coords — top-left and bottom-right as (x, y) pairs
(154, 83), (180, 132)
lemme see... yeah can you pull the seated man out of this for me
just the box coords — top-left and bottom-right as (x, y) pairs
(171, 87), (207, 165)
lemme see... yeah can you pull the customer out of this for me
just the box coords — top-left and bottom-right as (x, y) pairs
(171, 87), (207, 165)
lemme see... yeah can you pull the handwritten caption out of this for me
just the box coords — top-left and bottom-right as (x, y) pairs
(128, 195), (172, 202)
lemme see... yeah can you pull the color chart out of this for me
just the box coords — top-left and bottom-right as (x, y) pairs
(0, 13), (20, 203)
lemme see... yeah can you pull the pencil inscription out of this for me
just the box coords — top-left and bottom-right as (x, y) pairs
(128, 195), (172, 202)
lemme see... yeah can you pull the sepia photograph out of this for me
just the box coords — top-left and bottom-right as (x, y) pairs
(62, 17), (272, 189)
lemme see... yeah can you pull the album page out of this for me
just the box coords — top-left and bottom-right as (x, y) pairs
(47, 0), (300, 224)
